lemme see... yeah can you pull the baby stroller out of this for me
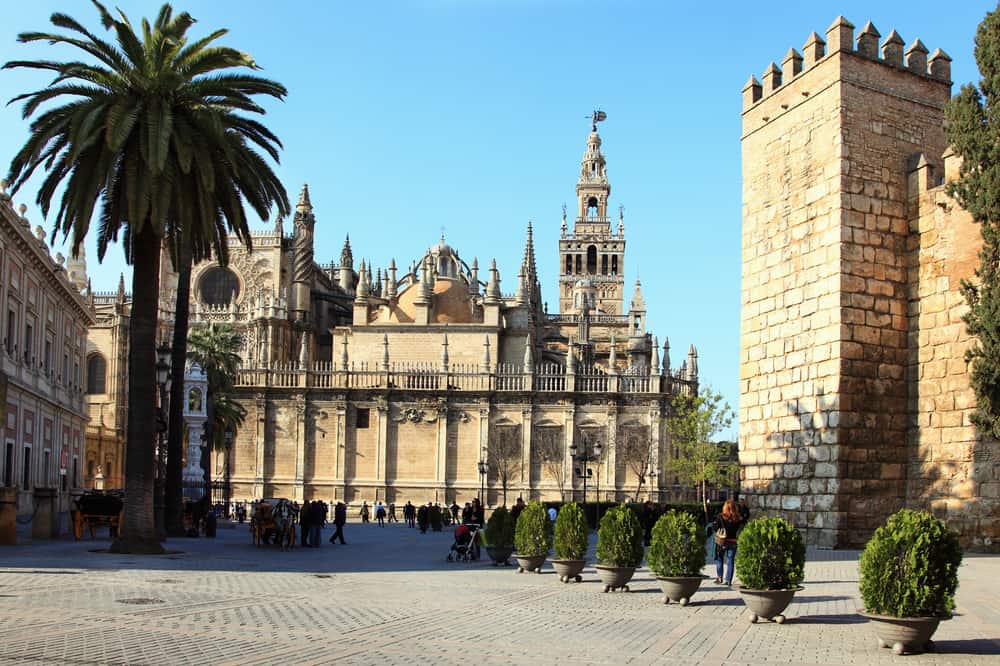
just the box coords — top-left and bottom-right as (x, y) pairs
(446, 523), (480, 562)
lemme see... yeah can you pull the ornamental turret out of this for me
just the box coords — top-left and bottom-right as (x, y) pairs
(292, 184), (315, 321)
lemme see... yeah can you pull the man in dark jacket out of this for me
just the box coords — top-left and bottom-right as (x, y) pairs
(328, 502), (347, 544)
(298, 502), (311, 547)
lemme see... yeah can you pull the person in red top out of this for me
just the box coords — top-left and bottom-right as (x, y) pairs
(713, 499), (745, 586)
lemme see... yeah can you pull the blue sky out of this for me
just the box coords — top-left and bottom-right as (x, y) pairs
(1, 1), (995, 437)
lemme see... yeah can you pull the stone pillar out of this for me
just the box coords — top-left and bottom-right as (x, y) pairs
(606, 407), (618, 502)
(649, 408), (662, 502)
(435, 402), (448, 500)
(564, 407), (576, 502)
(293, 397), (306, 502)
(375, 397), (389, 496)
(32, 488), (58, 539)
(520, 406), (532, 498)
(334, 403), (347, 500)
(253, 393), (266, 499)
(0, 486), (17, 545)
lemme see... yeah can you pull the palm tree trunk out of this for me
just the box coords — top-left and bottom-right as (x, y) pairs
(110, 226), (165, 554)
(164, 240), (192, 537)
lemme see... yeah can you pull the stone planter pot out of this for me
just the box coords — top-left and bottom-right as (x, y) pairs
(738, 586), (803, 623)
(485, 545), (513, 566)
(860, 611), (946, 655)
(656, 575), (707, 606)
(515, 554), (546, 573)
(595, 564), (636, 592)
(552, 559), (585, 583)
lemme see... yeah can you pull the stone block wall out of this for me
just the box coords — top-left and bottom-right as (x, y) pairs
(740, 17), (954, 547)
(907, 154), (999, 548)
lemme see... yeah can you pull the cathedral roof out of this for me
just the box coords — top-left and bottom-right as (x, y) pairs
(385, 277), (478, 324)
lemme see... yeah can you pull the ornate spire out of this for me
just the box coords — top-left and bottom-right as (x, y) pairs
(650, 335), (660, 375)
(485, 258), (501, 304)
(116, 273), (126, 303)
(441, 332), (450, 371)
(469, 257), (480, 296)
(340, 332), (350, 371)
(356, 259), (369, 299)
(297, 183), (312, 211)
(522, 221), (537, 281)
(481, 335), (491, 373)
(523, 337), (533, 370)
(687, 344), (698, 380)
(381, 333), (390, 371)
(340, 235), (353, 268)
(387, 258), (398, 299)
(662, 337), (670, 376)
(274, 215), (284, 236)
(630, 278), (645, 311)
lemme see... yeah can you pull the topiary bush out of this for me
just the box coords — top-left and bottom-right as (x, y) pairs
(734, 517), (805, 590)
(647, 510), (706, 577)
(596, 504), (644, 567)
(514, 500), (551, 557)
(554, 502), (588, 560)
(859, 509), (962, 618)
(483, 506), (514, 547)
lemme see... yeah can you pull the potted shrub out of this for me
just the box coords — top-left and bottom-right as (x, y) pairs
(647, 509), (707, 605)
(595, 504), (644, 592)
(552, 502), (588, 583)
(734, 516), (805, 623)
(513, 500), (551, 573)
(483, 506), (514, 566)
(859, 509), (962, 655)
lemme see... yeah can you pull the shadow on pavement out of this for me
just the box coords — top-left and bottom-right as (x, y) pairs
(928, 639), (1000, 656)
(788, 613), (868, 625)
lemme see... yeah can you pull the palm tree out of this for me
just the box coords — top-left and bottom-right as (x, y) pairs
(188, 323), (244, 491)
(5, 3), (289, 553)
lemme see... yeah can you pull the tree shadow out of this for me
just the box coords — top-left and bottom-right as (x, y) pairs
(927, 639), (1000, 656)
(791, 595), (851, 603)
(788, 613), (868, 625)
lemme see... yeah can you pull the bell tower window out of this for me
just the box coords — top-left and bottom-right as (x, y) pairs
(612, 255), (618, 275)
(586, 246), (597, 275)
(565, 255), (572, 275)
(601, 255), (608, 275)
(587, 197), (598, 219)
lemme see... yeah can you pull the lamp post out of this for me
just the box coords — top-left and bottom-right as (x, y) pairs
(569, 436), (603, 521)
(154, 344), (172, 538)
(223, 429), (234, 518)
(477, 458), (488, 505)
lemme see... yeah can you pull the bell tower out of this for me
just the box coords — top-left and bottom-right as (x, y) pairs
(558, 112), (626, 314)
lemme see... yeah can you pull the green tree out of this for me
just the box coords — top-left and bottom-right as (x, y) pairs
(4, 3), (289, 553)
(663, 387), (735, 521)
(188, 323), (246, 486)
(945, 7), (1000, 438)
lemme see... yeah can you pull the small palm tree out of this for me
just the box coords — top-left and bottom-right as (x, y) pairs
(5, 3), (289, 553)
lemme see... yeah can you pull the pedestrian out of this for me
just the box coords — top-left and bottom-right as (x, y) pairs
(510, 496), (525, 529)
(738, 496), (750, 522)
(417, 504), (429, 533)
(329, 501), (347, 544)
(547, 505), (557, 524)
(462, 502), (472, 524)
(360, 501), (370, 524)
(712, 498), (745, 586)
(450, 502), (460, 525)
(309, 500), (324, 547)
(641, 500), (656, 546)
(388, 502), (398, 523)
(375, 501), (386, 527)
(471, 498), (485, 527)
(404, 501), (415, 528)
(298, 501), (310, 547)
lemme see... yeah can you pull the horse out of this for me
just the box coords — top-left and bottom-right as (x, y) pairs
(271, 499), (295, 551)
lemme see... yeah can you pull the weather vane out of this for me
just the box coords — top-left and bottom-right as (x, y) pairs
(590, 109), (607, 131)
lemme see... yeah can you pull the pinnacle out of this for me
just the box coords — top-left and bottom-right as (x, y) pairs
(929, 47), (951, 62)
(883, 29), (904, 45)
(297, 183), (311, 208)
(827, 15), (855, 31)
(906, 38), (928, 54)
(859, 21), (880, 37)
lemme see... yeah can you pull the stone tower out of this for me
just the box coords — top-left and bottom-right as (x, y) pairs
(559, 118), (626, 314)
(739, 17), (952, 547)
(292, 184), (315, 321)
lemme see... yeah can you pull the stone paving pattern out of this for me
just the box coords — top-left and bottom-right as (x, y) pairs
(0, 522), (997, 665)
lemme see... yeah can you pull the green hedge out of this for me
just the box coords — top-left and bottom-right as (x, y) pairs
(554, 502), (589, 560)
(543, 501), (724, 530)
(483, 506), (514, 547)
(647, 510), (706, 577)
(734, 517), (805, 590)
(859, 509), (962, 618)
(596, 504), (644, 567)
(514, 501), (552, 557)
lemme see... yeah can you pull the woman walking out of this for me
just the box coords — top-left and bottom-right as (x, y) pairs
(712, 499), (745, 586)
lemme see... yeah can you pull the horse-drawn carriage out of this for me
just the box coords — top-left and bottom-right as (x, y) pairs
(72, 491), (124, 540)
(250, 498), (297, 549)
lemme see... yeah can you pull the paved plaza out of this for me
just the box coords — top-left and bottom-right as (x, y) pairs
(0, 521), (997, 665)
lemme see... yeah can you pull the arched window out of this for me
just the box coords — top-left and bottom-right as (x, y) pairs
(199, 266), (240, 306)
(86, 354), (107, 394)
(601, 255), (608, 275)
(587, 197), (598, 218)
(565, 255), (572, 275)
(586, 246), (597, 274)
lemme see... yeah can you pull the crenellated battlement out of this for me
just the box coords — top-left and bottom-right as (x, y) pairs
(742, 16), (951, 112)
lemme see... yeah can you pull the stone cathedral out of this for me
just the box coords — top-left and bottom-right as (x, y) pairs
(183, 123), (699, 506)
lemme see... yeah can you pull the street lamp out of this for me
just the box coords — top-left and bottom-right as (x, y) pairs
(477, 458), (488, 505)
(569, 437), (603, 518)
(154, 344), (172, 538)
(224, 429), (234, 518)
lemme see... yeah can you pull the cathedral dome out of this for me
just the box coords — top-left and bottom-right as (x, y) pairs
(387, 277), (477, 324)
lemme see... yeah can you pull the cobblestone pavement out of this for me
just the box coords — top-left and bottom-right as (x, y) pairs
(0, 522), (997, 665)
